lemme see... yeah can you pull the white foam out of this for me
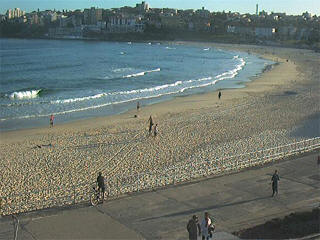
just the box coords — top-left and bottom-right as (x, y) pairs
(203, 48), (210, 51)
(112, 67), (133, 73)
(114, 80), (182, 95)
(2, 56), (248, 122)
(186, 77), (212, 84)
(180, 79), (219, 93)
(215, 57), (246, 80)
(0, 57), (247, 121)
(8, 90), (41, 100)
(0, 86), (185, 122)
(51, 93), (107, 104)
(123, 72), (145, 78)
(49, 58), (245, 106)
(123, 68), (160, 78)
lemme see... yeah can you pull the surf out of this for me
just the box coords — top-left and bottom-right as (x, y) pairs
(7, 89), (42, 100)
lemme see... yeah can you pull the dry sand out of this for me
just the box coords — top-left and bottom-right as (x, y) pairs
(0, 43), (319, 214)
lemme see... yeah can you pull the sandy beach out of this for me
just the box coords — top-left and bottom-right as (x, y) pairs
(0, 43), (319, 214)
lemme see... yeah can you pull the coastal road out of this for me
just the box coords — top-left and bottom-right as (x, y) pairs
(0, 152), (319, 239)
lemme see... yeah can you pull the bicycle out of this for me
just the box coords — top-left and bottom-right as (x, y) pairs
(90, 183), (104, 206)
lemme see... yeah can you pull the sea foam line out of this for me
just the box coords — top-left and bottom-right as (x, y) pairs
(123, 68), (161, 78)
(49, 59), (245, 105)
(0, 88), (187, 122)
(0, 58), (247, 122)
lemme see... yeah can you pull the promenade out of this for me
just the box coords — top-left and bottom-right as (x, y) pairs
(1, 151), (319, 239)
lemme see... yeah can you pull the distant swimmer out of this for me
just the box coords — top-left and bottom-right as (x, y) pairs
(50, 114), (54, 127)
(218, 91), (222, 100)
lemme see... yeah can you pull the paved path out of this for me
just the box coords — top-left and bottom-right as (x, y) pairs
(1, 152), (319, 239)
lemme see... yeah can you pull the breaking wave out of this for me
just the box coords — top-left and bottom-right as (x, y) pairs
(7, 89), (42, 100)
(45, 59), (245, 105)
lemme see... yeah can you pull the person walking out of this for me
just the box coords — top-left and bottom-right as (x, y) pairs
(49, 114), (54, 127)
(201, 212), (214, 240)
(187, 215), (201, 240)
(148, 115), (153, 136)
(218, 91), (221, 100)
(271, 170), (280, 197)
(153, 124), (158, 137)
(137, 101), (140, 111)
(97, 172), (105, 203)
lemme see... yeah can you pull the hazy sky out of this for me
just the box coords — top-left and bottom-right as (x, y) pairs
(1, 0), (319, 16)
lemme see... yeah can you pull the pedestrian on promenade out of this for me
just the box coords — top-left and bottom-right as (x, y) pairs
(50, 114), (54, 127)
(201, 212), (215, 240)
(153, 124), (158, 137)
(271, 170), (280, 197)
(218, 91), (221, 100)
(97, 172), (105, 203)
(148, 115), (153, 136)
(187, 215), (201, 240)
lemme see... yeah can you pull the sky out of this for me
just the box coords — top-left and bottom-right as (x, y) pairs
(1, 0), (319, 16)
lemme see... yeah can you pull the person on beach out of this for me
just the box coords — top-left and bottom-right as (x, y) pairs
(218, 91), (221, 100)
(97, 172), (105, 203)
(187, 215), (201, 240)
(154, 124), (158, 137)
(137, 101), (140, 111)
(201, 212), (215, 240)
(50, 114), (54, 127)
(271, 170), (280, 197)
(148, 115), (153, 135)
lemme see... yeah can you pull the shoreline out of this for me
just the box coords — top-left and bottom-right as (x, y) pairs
(0, 42), (319, 214)
(0, 42), (276, 137)
(1, 42), (316, 143)
(2, 36), (318, 52)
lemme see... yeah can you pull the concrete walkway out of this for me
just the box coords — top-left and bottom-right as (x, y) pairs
(1, 152), (319, 239)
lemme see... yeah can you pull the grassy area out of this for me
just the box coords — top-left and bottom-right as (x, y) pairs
(233, 208), (320, 239)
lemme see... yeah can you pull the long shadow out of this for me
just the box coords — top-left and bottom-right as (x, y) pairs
(140, 196), (271, 222)
(290, 112), (320, 138)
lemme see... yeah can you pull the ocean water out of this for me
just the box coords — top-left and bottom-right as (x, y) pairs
(0, 38), (273, 131)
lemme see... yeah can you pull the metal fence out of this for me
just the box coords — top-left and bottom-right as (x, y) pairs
(1, 137), (319, 216)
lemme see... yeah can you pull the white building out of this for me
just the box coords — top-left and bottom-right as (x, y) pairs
(6, 8), (25, 19)
(107, 15), (144, 33)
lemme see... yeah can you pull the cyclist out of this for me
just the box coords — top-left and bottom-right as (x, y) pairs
(97, 172), (105, 203)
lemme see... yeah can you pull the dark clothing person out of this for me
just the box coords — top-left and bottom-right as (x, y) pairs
(218, 91), (221, 100)
(154, 124), (158, 137)
(187, 215), (201, 240)
(50, 114), (54, 127)
(97, 173), (105, 202)
(148, 116), (153, 135)
(137, 102), (140, 111)
(271, 171), (280, 197)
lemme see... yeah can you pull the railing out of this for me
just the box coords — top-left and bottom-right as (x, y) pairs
(1, 137), (319, 216)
